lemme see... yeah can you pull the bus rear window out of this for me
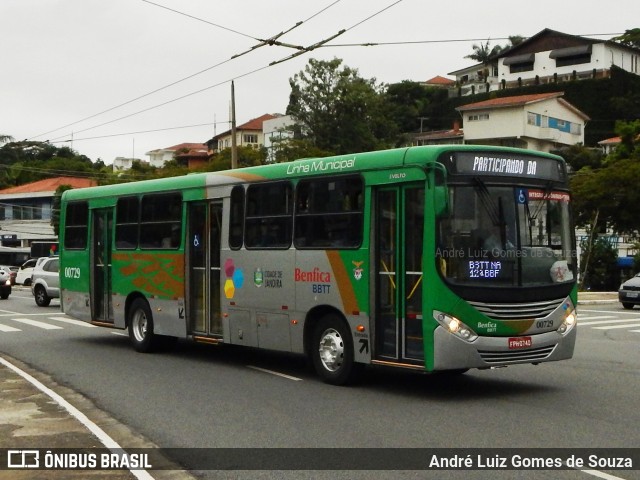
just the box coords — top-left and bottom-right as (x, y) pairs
(64, 202), (89, 250)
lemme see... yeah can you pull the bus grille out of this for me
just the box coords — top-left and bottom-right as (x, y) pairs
(478, 345), (556, 364)
(469, 299), (564, 320)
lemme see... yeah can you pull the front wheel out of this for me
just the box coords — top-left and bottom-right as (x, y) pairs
(34, 285), (51, 307)
(622, 303), (634, 310)
(311, 314), (363, 385)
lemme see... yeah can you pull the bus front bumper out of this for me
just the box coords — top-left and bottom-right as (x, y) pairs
(432, 325), (577, 371)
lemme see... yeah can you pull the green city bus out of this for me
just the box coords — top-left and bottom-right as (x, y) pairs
(59, 145), (577, 384)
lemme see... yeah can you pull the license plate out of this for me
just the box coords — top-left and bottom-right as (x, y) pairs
(626, 292), (638, 298)
(508, 337), (532, 349)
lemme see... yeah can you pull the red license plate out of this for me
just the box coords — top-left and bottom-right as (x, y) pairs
(508, 337), (532, 349)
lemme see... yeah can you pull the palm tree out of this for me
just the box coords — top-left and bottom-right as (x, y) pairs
(465, 40), (495, 64)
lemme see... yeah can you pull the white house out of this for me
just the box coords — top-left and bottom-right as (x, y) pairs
(456, 91), (590, 152)
(449, 29), (640, 96)
(263, 115), (297, 163)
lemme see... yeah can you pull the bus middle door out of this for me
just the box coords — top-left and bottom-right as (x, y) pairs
(374, 185), (425, 364)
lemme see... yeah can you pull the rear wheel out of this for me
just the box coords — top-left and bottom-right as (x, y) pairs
(622, 303), (634, 310)
(34, 285), (51, 307)
(128, 298), (157, 352)
(311, 314), (363, 385)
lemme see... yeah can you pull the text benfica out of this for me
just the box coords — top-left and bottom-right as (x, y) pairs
(294, 267), (331, 283)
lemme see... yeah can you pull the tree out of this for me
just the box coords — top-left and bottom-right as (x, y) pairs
(0, 134), (14, 145)
(612, 28), (640, 49)
(579, 236), (619, 291)
(51, 185), (73, 237)
(465, 40), (496, 64)
(287, 58), (398, 154)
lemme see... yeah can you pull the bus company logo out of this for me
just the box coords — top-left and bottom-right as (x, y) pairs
(294, 267), (331, 283)
(224, 258), (244, 299)
(352, 261), (364, 280)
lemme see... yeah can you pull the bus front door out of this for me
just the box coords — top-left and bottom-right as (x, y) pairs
(374, 186), (425, 363)
(91, 208), (114, 323)
(187, 201), (223, 337)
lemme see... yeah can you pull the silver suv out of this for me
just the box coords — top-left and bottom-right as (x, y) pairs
(31, 257), (60, 307)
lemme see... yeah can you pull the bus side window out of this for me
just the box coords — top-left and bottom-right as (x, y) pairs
(229, 186), (244, 249)
(245, 182), (292, 249)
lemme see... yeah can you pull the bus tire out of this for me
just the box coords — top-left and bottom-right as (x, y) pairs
(128, 298), (158, 353)
(311, 314), (363, 386)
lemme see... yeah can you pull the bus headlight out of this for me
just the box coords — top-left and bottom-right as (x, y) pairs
(434, 311), (478, 342)
(557, 309), (576, 335)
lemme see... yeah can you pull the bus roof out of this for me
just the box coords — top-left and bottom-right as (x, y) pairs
(63, 145), (564, 202)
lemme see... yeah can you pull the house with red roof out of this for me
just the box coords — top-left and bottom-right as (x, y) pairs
(455, 92), (590, 152)
(0, 177), (96, 246)
(206, 113), (279, 153)
(145, 142), (209, 169)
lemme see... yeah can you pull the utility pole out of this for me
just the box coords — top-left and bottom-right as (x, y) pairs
(231, 81), (238, 169)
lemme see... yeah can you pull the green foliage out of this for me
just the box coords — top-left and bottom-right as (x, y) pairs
(51, 185), (73, 237)
(579, 236), (619, 291)
(551, 144), (604, 171)
(287, 58), (399, 154)
(612, 28), (640, 48)
(270, 138), (333, 163)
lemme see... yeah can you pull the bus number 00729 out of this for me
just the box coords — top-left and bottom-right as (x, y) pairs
(64, 267), (81, 279)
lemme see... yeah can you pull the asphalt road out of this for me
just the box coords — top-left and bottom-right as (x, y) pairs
(1, 287), (639, 480)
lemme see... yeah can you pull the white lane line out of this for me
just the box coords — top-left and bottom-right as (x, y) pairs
(593, 323), (640, 330)
(0, 323), (21, 332)
(577, 315), (617, 321)
(49, 316), (97, 328)
(9, 318), (63, 330)
(579, 468), (628, 480)
(579, 319), (638, 326)
(247, 365), (302, 381)
(0, 356), (155, 480)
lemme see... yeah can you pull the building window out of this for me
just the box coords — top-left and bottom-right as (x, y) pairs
(527, 112), (540, 126)
(243, 134), (258, 144)
(468, 113), (490, 121)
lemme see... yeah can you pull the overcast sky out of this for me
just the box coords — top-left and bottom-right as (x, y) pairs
(1, 0), (636, 165)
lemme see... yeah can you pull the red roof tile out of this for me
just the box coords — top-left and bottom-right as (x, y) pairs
(0, 177), (96, 194)
(425, 75), (455, 86)
(457, 92), (564, 111)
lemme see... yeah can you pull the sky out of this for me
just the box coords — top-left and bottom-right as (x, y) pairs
(1, 0), (637, 166)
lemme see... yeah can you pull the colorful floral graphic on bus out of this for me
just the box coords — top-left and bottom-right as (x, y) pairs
(113, 253), (184, 299)
(223, 258), (244, 299)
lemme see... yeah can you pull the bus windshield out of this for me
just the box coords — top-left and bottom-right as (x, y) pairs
(438, 183), (575, 287)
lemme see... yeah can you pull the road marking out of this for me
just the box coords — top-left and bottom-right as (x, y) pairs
(579, 468), (628, 480)
(9, 318), (63, 330)
(579, 319), (639, 326)
(111, 331), (129, 337)
(593, 323), (640, 330)
(49, 316), (97, 328)
(0, 356), (155, 480)
(577, 315), (617, 321)
(247, 365), (302, 381)
(0, 323), (21, 332)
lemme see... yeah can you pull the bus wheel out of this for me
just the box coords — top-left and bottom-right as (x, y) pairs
(311, 314), (363, 385)
(128, 298), (157, 353)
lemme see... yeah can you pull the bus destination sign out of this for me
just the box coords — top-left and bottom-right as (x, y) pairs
(444, 152), (564, 181)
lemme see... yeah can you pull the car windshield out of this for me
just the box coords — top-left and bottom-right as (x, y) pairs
(437, 184), (575, 287)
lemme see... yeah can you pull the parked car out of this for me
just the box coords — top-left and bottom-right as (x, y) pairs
(619, 273), (640, 309)
(16, 258), (37, 285)
(0, 268), (12, 299)
(0, 265), (18, 285)
(31, 257), (60, 307)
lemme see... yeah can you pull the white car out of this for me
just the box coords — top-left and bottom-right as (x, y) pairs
(15, 257), (48, 285)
